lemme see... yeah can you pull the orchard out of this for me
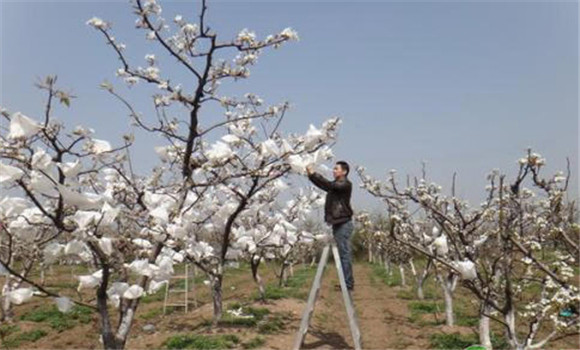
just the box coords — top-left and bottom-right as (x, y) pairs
(0, 1), (578, 349)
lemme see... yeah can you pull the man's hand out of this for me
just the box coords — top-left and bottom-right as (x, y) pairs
(306, 164), (314, 175)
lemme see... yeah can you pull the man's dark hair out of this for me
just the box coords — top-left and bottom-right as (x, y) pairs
(336, 161), (350, 176)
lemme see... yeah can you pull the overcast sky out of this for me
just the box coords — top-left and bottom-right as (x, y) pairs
(1, 0), (578, 213)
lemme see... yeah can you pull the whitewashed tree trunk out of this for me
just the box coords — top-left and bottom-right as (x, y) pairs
(443, 285), (454, 326)
(115, 304), (136, 349)
(40, 263), (46, 286)
(479, 303), (492, 350)
(409, 259), (417, 276)
(250, 257), (266, 302)
(415, 259), (431, 300)
(1, 280), (14, 321)
(399, 264), (406, 286)
(437, 272), (458, 326)
(279, 261), (289, 287)
(505, 305), (525, 350)
(210, 272), (224, 322)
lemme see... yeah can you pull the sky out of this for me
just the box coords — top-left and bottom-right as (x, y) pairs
(1, 0), (578, 213)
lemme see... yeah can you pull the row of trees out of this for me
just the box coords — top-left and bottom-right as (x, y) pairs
(357, 151), (579, 350)
(0, 1), (336, 349)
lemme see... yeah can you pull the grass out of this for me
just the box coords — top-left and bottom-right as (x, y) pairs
(253, 266), (316, 301)
(1, 329), (48, 348)
(0, 324), (20, 349)
(220, 304), (270, 327)
(139, 307), (164, 320)
(197, 303), (289, 336)
(396, 289), (415, 300)
(163, 334), (240, 350)
(198, 304), (273, 328)
(242, 336), (265, 349)
(430, 332), (480, 350)
(370, 263), (402, 287)
(257, 314), (286, 334)
(407, 301), (444, 325)
(430, 332), (509, 350)
(19, 305), (93, 332)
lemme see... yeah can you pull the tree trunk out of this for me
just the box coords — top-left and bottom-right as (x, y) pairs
(279, 262), (289, 287)
(443, 285), (454, 326)
(409, 259), (417, 276)
(417, 282), (424, 300)
(416, 259), (431, 300)
(96, 270), (121, 349)
(399, 264), (406, 286)
(210, 273), (223, 322)
(505, 305), (523, 350)
(437, 273), (457, 326)
(250, 258), (265, 302)
(1, 280), (14, 322)
(479, 303), (492, 350)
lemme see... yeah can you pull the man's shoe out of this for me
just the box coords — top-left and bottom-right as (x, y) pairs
(334, 284), (354, 291)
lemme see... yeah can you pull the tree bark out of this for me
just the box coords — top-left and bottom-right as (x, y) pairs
(250, 258), (265, 302)
(479, 303), (492, 350)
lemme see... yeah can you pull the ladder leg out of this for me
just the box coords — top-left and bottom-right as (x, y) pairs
(185, 264), (189, 313)
(332, 245), (362, 350)
(163, 280), (170, 315)
(192, 266), (198, 308)
(292, 245), (331, 350)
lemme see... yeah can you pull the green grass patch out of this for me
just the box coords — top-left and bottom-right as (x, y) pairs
(408, 301), (441, 313)
(407, 301), (444, 325)
(2, 329), (48, 348)
(140, 307), (164, 320)
(219, 316), (257, 327)
(242, 336), (265, 349)
(218, 304), (272, 327)
(253, 267), (315, 301)
(371, 263), (402, 286)
(396, 290), (415, 300)
(163, 334), (239, 350)
(430, 332), (508, 350)
(257, 314), (285, 334)
(243, 306), (270, 321)
(14, 329), (48, 342)
(456, 314), (479, 327)
(430, 332), (479, 349)
(20, 305), (93, 331)
(198, 304), (288, 335)
(141, 289), (166, 304)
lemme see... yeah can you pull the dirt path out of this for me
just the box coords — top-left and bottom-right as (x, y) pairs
(288, 262), (432, 350)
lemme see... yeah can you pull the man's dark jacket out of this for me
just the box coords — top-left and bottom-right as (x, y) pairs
(308, 172), (353, 225)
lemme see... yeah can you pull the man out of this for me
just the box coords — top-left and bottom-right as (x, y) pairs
(306, 161), (355, 291)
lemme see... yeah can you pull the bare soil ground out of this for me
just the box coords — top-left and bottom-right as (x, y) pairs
(2, 261), (579, 350)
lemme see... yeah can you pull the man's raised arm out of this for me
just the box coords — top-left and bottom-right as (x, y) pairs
(306, 165), (350, 192)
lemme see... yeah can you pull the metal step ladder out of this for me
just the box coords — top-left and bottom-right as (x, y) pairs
(163, 264), (198, 314)
(293, 243), (362, 350)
